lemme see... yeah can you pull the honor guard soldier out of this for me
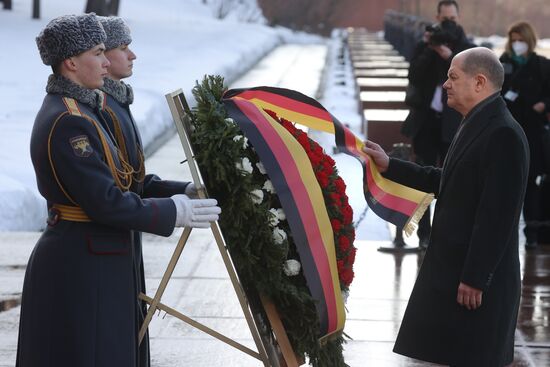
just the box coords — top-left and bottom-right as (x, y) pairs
(97, 15), (207, 363)
(17, 13), (220, 367)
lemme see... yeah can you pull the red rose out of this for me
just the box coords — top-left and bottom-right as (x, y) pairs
(347, 247), (357, 264)
(341, 267), (354, 286)
(322, 164), (334, 177)
(313, 144), (323, 156)
(341, 206), (353, 224)
(331, 219), (342, 232)
(310, 154), (322, 166)
(337, 260), (344, 272)
(264, 109), (278, 120)
(338, 236), (350, 252)
(334, 178), (346, 192)
(317, 173), (329, 188)
(297, 133), (309, 147)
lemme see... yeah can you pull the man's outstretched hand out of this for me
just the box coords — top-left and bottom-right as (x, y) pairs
(362, 140), (390, 173)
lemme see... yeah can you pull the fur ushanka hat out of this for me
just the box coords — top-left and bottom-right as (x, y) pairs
(36, 13), (106, 66)
(98, 16), (132, 50)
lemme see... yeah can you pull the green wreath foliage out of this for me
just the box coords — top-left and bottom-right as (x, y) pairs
(189, 75), (349, 366)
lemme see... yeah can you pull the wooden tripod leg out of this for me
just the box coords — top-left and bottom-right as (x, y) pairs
(260, 295), (303, 367)
(210, 223), (273, 366)
(139, 226), (192, 344)
(139, 294), (262, 360)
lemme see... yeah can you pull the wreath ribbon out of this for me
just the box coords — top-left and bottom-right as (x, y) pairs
(224, 86), (433, 236)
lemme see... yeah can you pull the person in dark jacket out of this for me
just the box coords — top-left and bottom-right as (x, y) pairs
(499, 21), (550, 249)
(401, 0), (475, 247)
(17, 14), (220, 367)
(365, 47), (529, 366)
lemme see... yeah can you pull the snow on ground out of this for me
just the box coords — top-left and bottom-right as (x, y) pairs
(0, 0), (323, 231)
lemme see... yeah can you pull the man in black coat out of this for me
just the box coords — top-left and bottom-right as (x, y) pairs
(17, 14), (220, 367)
(364, 47), (529, 366)
(402, 0), (475, 247)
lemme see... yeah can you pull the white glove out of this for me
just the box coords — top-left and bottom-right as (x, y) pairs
(184, 182), (199, 198)
(171, 194), (221, 228)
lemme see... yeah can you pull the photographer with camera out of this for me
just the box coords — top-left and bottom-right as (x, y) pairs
(401, 0), (475, 248)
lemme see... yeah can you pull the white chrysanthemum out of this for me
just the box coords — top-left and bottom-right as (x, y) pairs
(268, 208), (280, 226)
(275, 208), (286, 221)
(242, 157), (253, 173)
(250, 189), (264, 204)
(256, 162), (267, 174)
(235, 157), (253, 175)
(224, 118), (235, 125)
(263, 180), (276, 194)
(272, 227), (287, 245)
(283, 259), (301, 276)
(232, 135), (249, 149)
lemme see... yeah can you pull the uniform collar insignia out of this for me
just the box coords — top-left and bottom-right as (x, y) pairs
(46, 74), (103, 110)
(100, 78), (134, 105)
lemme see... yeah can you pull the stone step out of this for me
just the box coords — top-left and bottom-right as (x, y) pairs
(354, 68), (408, 78)
(359, 91), (407, 110)
(349, 49), (400, 56)
(353, 60), (409, 69)
(356, 77), (408, 92)
(363, 109), (410, 152)
(348, 44), (394, 51)
(351, 54), (406, 62)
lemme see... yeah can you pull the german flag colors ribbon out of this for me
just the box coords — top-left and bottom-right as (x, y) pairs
(224, 86), (433, 236)
(223, 98), (345, 341)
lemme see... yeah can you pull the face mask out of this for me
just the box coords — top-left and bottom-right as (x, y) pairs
(511, 41), (528, 56)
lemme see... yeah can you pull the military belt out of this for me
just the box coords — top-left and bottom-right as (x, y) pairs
(48, 204), (91, 225)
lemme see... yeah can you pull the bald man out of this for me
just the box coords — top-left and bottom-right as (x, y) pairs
(364, 47), (529, 366)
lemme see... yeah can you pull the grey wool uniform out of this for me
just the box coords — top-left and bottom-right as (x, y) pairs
(16, 74), (178, 367)
(17, 13), (183, 367)
(96, 18), (193, 363)
(18, 13), (219, 367)
(100, 78), (191, 364)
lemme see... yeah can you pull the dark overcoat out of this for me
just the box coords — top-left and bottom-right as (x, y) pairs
(100, 83), (190, 365)
(17, 79), (182, 367)
(500, 52), (550, 176)
(385, 96), (529, 366)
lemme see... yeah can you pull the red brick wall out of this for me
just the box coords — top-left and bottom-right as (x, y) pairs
(328, 0), (400, 30)
(258, 0), (401, 34)
(258, 0), (550, 37)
